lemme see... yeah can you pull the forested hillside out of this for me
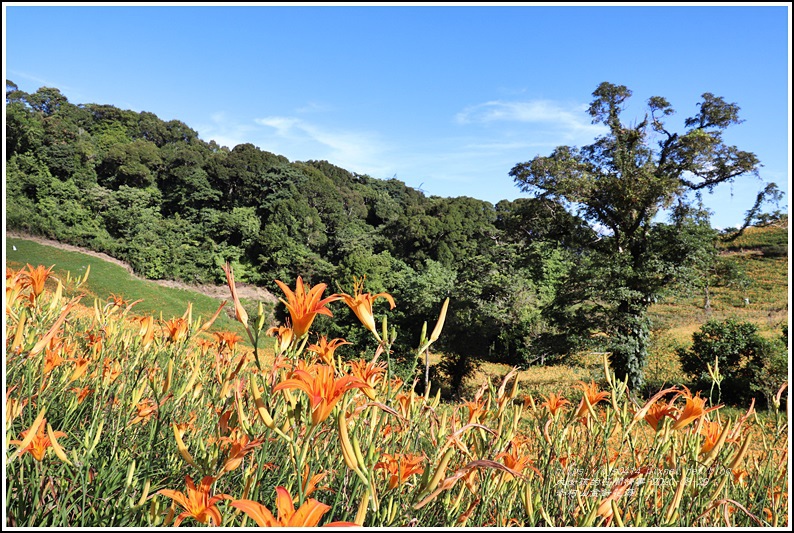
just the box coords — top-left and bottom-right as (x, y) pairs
(5, 81), (787, 398)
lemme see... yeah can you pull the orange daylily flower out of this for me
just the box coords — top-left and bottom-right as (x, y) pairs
(214, 331), (243, 352)
(195, 337), (216, 357)
(273, 364), (366, 425)
(495, 446), (537, 482)
(20, 264), (54, 297)
(395, 392), (416, 419)
(43, 341), (67, 376)
(219, 430), (265, 473)
(157, 475), (230, 527)
(163, 317), (189, 343)
(174, 413), (198, 440)
(129, 398), (158, 426)
(644, 400), (677, 431)
(10, 418), (67, 461)
(102, 359), (122, 385)
(698, 419), (725, 455)
(349, 359), (386, 400)
(732, 469), (749, 487)
(375, 453), (426, 490)
(266, 324), (295, 354)
(83, 331), (104, 356)
(6, 268), (25, 312)
(230, 486), (355, 527)
(540, 392), (570, 416)
(107, 293), (128, 310)
(671, 388), (722, 431)
(573, 381), (610, 419)
(70, 386), (94, 404)
(308, 336), (351, 365)
(274, 277), (340, 338)
(463, 399), (487, 424)
(338, 277), (396, 339)
(68, 355), (91, 382)
(302, 465), (329, 499)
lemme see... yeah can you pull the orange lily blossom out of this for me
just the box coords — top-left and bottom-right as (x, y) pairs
(644, 400), (677, 431)
(163, 317), (189, 343)
(540, 392), (570, 416)
(671, 387), (722, 431)
(129, 398), (158, 426)
(375, 453), (425, 490)
(157, 475), (230, 526)
(214, 331), (243, 351)
(266, 323), (294, 354)
(395, 392), (415, 419)
(219, 430), (265, 473)
(308, 336), (351, 365)
(732, 469), (749, 486)
(20, 263), (55, 297)
(496, 439), (539, 481)
(698, 419), (724, 454)
(43, 343), (67, 376)
(274, 277), (340, 338)
(302, 465), (329, 498)
(230, 486), (355, 527)
(10, 418), (67, 461)
(6, 268), (25, 313)
(349, 359), (386, 400)
(573, 381), (610, 418)
(70, 386), (93, 404)
(273, 365), (366, 426)
(338, 277), (395, 340)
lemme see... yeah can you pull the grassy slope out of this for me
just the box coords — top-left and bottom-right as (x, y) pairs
(5, 236), (249, 339)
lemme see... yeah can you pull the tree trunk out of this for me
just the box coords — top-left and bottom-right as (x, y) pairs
(609, 302), (650, 392)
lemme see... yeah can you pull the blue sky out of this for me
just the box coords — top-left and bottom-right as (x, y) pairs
(3, 3), (791, 229)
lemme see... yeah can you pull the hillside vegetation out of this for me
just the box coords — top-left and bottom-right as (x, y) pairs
(457, 219), (789, 400)
(5, 81), (788, 401)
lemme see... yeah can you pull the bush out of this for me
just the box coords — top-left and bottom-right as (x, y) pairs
(677, 319), (785, 406)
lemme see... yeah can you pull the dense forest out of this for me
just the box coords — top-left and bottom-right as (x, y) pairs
(5, 80), (785, 398)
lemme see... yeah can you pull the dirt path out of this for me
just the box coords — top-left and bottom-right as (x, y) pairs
(6, 231), (278, 304)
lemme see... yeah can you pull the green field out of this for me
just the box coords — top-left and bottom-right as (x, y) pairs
(5, 236), (249, 337)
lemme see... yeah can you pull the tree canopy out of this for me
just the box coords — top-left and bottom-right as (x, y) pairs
(510, 82), (771, 390)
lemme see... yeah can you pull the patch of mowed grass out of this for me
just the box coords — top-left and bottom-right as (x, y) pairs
(648, 222), (788, 347)
(719, 218), (789, 255)
(5, 236), (248, 337)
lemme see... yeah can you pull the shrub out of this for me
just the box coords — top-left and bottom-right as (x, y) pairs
(677, 319), (784, 406)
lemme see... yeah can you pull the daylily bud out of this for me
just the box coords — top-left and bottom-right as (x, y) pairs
(429, 298), (449, 343)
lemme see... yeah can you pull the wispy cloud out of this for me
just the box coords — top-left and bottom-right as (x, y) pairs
(455, 99), (606, 139)
(296, 101), (333, 114)
(194, 112), (259, 150)
(254, 115), (393, 176)
(8, 71), (87, 101)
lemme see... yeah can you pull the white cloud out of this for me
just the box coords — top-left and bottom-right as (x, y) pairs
(194, 112), (259, 150)
(254, 116), (393, 176)
(455, 99), (606, 139)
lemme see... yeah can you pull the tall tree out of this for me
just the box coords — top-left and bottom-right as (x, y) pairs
(509, 82), (766, 390)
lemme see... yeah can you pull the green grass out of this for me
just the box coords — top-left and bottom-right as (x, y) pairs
(6, 236), (249, 337)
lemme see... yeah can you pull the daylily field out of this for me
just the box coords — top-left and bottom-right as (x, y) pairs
(4, 263), (789, 527)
